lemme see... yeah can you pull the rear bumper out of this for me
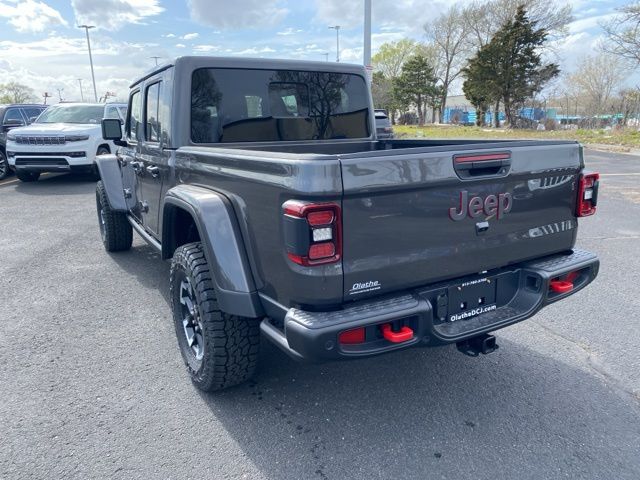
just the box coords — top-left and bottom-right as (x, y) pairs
(260, 248), (599, 362)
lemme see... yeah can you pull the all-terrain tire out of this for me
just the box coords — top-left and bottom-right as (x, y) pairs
(16, 170), (40, 182)
(0, 150), (9, 180)
(96, 180), (133, 252)
(170, 242), (260, 392)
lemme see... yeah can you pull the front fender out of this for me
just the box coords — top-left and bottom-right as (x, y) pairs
(95, 155), (127, 211)
(162, 184), (263, 318)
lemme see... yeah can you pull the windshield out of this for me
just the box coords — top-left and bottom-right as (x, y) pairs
(35, 105), (106, 124)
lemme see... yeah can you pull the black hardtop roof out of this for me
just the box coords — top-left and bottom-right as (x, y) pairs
(0, 103), (47, 108)
(130, 55), (368, 88)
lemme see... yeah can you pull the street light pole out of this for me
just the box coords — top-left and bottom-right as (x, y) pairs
(321, 53), (329, 62)
(364, 0), (372, 67)
(329, 25), (340, 62)
(78, 25), (98, 102)
(77, 79), (84, 102)
(150, 56), (161, 66)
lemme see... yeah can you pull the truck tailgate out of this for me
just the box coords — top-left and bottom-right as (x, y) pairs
(340, 142), (582, 301)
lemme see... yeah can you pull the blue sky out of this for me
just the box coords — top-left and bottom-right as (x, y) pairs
(0, 0), (626, 103)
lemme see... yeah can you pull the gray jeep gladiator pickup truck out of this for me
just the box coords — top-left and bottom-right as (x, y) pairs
(96, 56), (600, 392)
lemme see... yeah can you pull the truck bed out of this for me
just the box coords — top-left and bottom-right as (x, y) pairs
(177, 138), (582, 307)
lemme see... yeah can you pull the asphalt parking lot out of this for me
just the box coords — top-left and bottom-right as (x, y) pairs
(1, 148), (639, 480)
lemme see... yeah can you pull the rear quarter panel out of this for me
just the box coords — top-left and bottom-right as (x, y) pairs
(175, 147), (345, 309)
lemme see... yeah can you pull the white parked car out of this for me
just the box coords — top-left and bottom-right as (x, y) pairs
(6, 103), (126, 182)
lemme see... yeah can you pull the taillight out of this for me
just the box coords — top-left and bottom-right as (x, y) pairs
(576, 172), (599, 217)
(283, 200), (342, 266)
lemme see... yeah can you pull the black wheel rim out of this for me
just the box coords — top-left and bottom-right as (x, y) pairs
(96, 192), (106, 242)
(0, 154), (7, 178)
(179, 277), (204, 361)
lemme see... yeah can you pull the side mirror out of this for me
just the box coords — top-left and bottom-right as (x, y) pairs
(102, 118), (126, 146)
(3, 122), (24, 132)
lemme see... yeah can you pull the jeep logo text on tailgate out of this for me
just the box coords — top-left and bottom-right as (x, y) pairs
(449, 191), (513, 221)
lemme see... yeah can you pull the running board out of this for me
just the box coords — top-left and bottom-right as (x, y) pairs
(127, 215), (162, 252)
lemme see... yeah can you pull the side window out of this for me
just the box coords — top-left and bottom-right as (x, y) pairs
(268, 83), (309, 117)
(104, 106), (120, 119)
(3, 108), (25, 125)
(127, 90), (142, 142)
(145, 82), (161, 143)
(245, 95), (263, 118)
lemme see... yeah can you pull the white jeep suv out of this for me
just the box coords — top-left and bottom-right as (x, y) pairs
(6, 103), (126, 182)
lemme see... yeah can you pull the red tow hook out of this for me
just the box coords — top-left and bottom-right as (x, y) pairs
(549, 280), (573, 293)
(380, 323), (414, 343)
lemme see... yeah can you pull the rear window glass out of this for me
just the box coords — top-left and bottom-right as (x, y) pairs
(191, 68), (370, 143)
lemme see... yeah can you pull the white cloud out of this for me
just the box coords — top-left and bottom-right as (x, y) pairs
(277, 27), (302, 36)
(569, 13), (616, 34)
(0, 0), (68, 34)
(188, 0), (288, 29)
(175, 43), (186, 48)
(234, 46), (276, 55)
(182, 32), (199, 40)
(71, 0), (164, 30)
(164, 33), (176, 38)
(193, 44), (220, 53)
(314, 0), (467, 36)
(0, 34), (169, 102)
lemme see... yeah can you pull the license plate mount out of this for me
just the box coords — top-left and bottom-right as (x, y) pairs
(447, 277), (497, 322)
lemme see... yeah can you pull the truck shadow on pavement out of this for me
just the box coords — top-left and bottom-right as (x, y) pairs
(107, 230), (640, 480)
(203, 341), (640, 480)
(13, 173), (98, 196)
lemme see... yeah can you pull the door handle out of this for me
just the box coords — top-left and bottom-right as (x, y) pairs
(146, 165), (160, 178)
(131, 161), (143, 174)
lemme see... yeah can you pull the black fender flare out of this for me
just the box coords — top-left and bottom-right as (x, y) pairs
(95, 155), (127, 211)
(162, 184), (263, 318)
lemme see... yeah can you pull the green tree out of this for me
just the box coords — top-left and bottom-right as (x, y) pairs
(462, 6), (559, 127)
(0, 82), (36, 104)
(462, 64), (494, 126)
(371, 71), (394, 111)
(393, 54), (440, 125)
(372, 39), (420, 80)
(372, 39), (422, 123)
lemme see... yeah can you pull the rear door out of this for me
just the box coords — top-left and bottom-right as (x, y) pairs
(339, 142), (581, 301)
(121, 89), (143, 219)
(136, 80), (167, 236)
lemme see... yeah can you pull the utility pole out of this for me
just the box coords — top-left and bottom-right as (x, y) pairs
(321, 53), (329, 62)
(150, 56), (161, 66)
(56, 88), (64, 102)
(42, 92), (52, 105)
(78, 25), (98, 102)
(328, 25), (340, 62)
(77, 79), (84, 102)
(364, 0), (372, 67)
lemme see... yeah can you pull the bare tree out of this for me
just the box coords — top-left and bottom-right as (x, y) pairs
(568, 54), (628, 116)
(424, 5), (469, 122)
(616, 87), (640, 125)
(463, 0), (573, 49)
(602, 2), (640, 65)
